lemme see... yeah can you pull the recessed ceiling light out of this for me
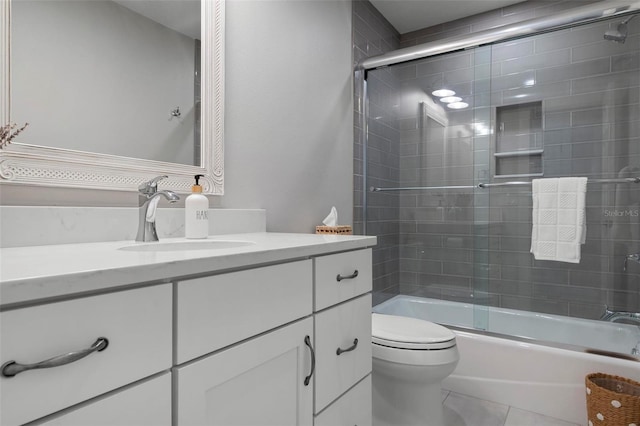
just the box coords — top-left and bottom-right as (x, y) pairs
(432, 89), (455, 97)
(439, 96), (462, 103)
(447, 102), (469, 109)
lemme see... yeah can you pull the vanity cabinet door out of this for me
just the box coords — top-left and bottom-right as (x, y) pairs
(175, 317), (314, 426)
(38, 373), (171, 426)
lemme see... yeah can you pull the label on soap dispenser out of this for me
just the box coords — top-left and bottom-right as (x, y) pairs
(185, 193), (209, 239)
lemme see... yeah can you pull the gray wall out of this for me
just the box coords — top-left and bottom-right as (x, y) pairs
(1, 0), (354, 234)
(220, 0), (354, 233)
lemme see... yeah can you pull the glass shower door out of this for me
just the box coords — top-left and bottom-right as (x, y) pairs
(479, 16), (640, 354)
(364, 8), (640, 357)
(471, 45), (493, 331)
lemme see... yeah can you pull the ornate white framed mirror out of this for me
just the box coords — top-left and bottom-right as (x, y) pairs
(0, 0), (224, 194)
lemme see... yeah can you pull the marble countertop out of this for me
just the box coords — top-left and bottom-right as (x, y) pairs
(0, 232), (376, 307)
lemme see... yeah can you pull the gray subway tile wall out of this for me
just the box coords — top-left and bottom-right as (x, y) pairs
(353, 0), (401, 303)
(356, 0), (640, 320)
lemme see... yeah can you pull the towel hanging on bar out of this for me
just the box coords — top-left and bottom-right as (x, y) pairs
(530, 177), (587, 264)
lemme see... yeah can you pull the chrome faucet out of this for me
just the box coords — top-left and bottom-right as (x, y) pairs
(600, 306), (640, 356)
(136, 175), (180, 242)
(600, 305), (640, 325)
(623, 253), (640, 272)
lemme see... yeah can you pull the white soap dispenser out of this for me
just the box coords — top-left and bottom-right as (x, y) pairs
(185, 174), (209, 239)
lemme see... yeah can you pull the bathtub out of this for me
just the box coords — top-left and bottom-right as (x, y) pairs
(373, 295), (640, 425)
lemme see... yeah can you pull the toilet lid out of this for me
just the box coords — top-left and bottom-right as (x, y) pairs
(372, 313), (456, 350)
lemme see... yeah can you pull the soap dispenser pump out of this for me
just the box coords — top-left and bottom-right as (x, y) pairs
(185, 174), (209, 239)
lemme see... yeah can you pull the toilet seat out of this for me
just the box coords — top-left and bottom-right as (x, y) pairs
(372, 313), (456, 350)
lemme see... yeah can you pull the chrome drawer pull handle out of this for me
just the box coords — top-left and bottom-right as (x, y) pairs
(1, 337), (109, 378)
(336, 338), (359, 356)
(336, 270), (358, 282)
(304, 335), (315, 386)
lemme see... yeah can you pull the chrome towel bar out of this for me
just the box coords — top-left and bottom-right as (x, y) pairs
(370, 177), (640, 192)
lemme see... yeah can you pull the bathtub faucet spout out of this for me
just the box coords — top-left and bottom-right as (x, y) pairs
(600, 306), (640, 325)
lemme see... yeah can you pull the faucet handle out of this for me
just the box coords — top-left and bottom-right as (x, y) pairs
(623, 253), (640, 272)
(138, 175), (168, 195)
(599, 305), (613, 320)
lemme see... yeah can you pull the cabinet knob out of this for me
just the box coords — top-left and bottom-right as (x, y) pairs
(1, 337), (109, 378)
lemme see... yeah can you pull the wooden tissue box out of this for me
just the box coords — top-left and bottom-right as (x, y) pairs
(315, 225), (353, 235)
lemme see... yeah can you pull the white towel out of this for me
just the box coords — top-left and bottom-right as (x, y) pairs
(530, 177), (587, 263)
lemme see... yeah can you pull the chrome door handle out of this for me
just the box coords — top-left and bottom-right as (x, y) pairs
(336, 338), (359, 356)
(1, 337), (109, 378)
(336, 270), (359, 282)
(304, 335), (315, 386)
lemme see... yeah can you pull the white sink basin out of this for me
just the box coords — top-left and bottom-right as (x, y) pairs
(118, 240), (255, 252)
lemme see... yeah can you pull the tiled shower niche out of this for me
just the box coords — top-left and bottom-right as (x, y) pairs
(494, 101), (543, 177)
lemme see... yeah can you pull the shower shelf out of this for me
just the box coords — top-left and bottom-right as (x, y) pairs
(492, 173), (544, 179)
(494, 149), (544, 158)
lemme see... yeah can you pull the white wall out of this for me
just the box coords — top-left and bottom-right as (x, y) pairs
(2, 0), (354, 234)
(11, 0), (196, 165)
(219, 0), (354, 232)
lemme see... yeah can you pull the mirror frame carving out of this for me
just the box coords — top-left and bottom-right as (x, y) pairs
(0, 0), (224, 195)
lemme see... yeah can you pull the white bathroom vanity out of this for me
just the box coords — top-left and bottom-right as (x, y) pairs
(0, 232), (376, 426)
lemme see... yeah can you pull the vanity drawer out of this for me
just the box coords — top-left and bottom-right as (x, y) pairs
(315, 375), (372, 426)
(38, 373), (171, 426)
(176, 260), (313, 363)
(314, 293), (372, 412)
(0, 284), (172, 426)
(314, 249), (372, 311)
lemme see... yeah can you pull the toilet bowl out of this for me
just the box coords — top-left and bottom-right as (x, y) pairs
(372, 313), (459, 426)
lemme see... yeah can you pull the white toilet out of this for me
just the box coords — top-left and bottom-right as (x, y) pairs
(372, 313), (459, 426)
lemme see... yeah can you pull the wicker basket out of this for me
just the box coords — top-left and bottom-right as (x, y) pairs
(315, 225), (353, 235)
(585, 373), (640, 426)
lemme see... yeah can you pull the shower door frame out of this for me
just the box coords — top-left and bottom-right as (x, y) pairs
(358, 0), (640, 355)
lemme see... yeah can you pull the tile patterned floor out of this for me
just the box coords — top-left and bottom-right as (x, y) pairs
(441, 391), (581, 426)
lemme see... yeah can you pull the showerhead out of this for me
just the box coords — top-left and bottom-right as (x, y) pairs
(604, 23), (628, 43)
(604, 14), (637, 44)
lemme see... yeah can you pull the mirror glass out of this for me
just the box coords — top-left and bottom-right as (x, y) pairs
(11, 0), (201, 166)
